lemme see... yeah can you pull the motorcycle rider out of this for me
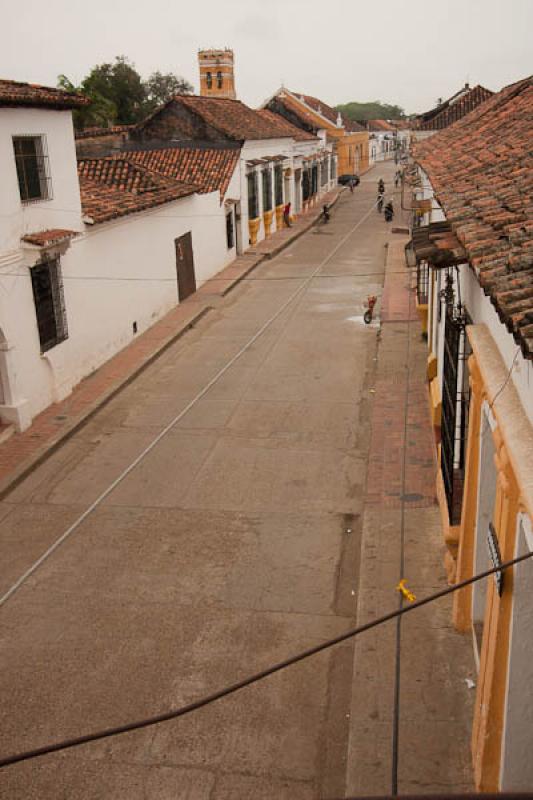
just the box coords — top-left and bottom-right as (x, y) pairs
(384, 199), (394, 222)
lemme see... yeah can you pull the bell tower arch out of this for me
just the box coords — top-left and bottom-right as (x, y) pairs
(198, 49), (236, 99)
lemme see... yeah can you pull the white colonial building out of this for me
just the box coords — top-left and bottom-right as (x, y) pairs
(0, 81), (239, 432)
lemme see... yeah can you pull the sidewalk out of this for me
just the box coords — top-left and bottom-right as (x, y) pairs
(0, 186), (344, 498)
(345, 238), (475, 794)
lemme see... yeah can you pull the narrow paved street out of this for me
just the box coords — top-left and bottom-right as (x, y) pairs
(0, 162), (472, 798)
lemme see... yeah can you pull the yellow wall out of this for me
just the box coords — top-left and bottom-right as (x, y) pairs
(335, 132), (370, 176)
(451, 327), (533, 791)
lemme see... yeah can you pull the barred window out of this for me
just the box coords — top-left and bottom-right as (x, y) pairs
(206, 72), (212, 89)
(274, 164), (283, 206)
(30, 258), (68, 352)
(217, 71), (223, 89)
(302, 169), (310, 202)
(13, 136), (52, 203)
(226, 210), (234, 249)
(311, 165), (318, 195)
(247, 172), (259, 219)
(262, 167), (272, 212)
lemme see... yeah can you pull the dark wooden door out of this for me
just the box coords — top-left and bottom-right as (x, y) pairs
(175, 232), (196, 301)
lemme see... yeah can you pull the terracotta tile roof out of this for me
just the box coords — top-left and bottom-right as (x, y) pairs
(295, 92), (365, 132)
(266, 90), (366, 135)
(75, 124), (132, 139)
(367, 119), (396, 132)
(255, 109), (318, 142)
(77, 156), (198, 224)
(141, 95), (291, 141)
(123, 144), (240, 198)
(414, 84), (493, 131)
(414, 77), (533, 358)
(22, 229), (79, 247)
(0, 79), (89, 109)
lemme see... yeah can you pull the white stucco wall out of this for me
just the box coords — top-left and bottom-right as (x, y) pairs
(239, 137), (334, 248)
(0, 107), (83, 258)
(0, 189), (232, 428)
(460, 264), (533, 426)
(419, 170), (533, 427)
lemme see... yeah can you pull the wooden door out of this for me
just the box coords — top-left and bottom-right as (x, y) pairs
(175, 232), (196, 301)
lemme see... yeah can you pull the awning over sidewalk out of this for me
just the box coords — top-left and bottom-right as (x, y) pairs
(411, 222), (467, 267)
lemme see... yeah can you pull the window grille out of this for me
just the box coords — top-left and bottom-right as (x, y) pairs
(274, 165), (283, 206)
(13, 135), (52, 203)
(311, 165), (318, 195)
(417, 261), (429, 304)
(30, 258), (68, 352)
(262, 167), (272, 212)
(226, 210), (234, 249)
(217, 71), (223, 89)
(302, 169), (310, 202)
(247, 172), (258, 219)
(440, 271), (472, 525)
(206, 72), (212, 89)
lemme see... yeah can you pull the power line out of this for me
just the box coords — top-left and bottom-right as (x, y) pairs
(1, 550), (531, 771)
(0, 198), (379, 610)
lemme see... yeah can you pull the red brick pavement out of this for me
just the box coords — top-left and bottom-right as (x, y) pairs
(366, 246), (437, 509)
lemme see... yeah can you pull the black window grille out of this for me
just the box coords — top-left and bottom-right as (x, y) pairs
(417, 261), (429, 304)
(311, 165), (318, 195)
(217, 71), (223, 89)
(247, 172), (258, 219)
(302, 169), (310, 202)
(440, 272), (472, 525)
(226, 210), (234, 249)
(262, 167), (272, 212)
(206, 72), (212, 89)
(13, 136), (52, 203)
(274, 164), (283, 206)
(30, 258), (68, 352)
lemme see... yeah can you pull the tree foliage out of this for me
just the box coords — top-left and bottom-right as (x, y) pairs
(143, 71), (193, 113)
(336, 100), (406, 122)
(58, 57), (194, 129)
(81, 56), (145, 125)
(57, 74), (117, 129)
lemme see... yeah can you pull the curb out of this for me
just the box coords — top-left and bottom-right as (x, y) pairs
(0, 306), (211, 500)
(0, 189), (347, 499)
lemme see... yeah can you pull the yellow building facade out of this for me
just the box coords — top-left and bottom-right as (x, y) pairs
(264, 90), (369, 177)
(198, 49), (236, 99)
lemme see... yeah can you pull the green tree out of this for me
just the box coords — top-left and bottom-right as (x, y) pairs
(336, 101), (407, 122)
(143, 71), (193, 113)
(57, 74), (118, 129)
(81, 56), (145, 124)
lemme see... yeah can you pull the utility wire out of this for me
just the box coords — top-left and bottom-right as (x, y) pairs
(0, 197), (379, 610)
(1, 550), (531, 771)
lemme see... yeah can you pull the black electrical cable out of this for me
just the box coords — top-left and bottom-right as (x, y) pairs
(1, 550), (532, 771)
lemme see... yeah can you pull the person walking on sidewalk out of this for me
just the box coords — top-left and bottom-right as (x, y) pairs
(283, 202), (292, 227)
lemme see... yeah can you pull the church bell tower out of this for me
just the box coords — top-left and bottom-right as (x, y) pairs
(198, 48), (236, 99)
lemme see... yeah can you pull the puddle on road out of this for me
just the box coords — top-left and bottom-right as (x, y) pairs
(345, 314), (380, 328)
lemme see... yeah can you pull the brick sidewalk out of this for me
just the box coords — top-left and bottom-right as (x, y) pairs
(0, 186), (345, 497)
(366, 239), (437, 508)
(346, 238), (474, 795)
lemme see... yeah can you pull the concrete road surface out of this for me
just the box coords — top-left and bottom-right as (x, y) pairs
(0, 165), (397, 798)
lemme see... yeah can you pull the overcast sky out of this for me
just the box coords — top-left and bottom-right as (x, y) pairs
(1, 0), (531, 114)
